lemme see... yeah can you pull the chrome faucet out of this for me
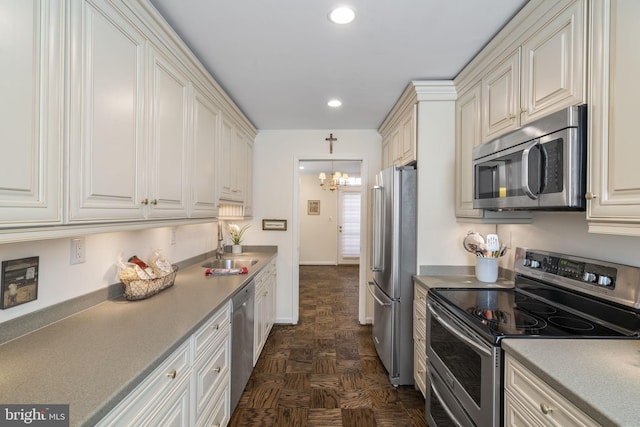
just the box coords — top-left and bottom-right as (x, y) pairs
(216, 222), (225, 259)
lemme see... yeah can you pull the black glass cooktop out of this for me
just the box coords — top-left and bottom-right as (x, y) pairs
(429, 284), (640, 342)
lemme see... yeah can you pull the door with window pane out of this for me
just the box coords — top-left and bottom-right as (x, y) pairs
(338, 188), (361, 265)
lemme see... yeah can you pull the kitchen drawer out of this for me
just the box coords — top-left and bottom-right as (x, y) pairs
(414, 283), (428, 307)
(193, 301), (231, 361)
(504, 354), (599, 427)
(145, 374), (191, 427)
(193, 331), (231, 424)
(198, 375), (231, 427)
(413, 299), (426, 340)
(413, 341), (427, 398)
(505, 391), (545, 427)
(97, 341), (190, 426)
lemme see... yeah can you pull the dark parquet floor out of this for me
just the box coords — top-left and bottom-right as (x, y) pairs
(229, 265), (428, 427)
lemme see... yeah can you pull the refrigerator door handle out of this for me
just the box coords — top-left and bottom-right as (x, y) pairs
(367, 282), (392, 307)
(370, 185), (384, 271)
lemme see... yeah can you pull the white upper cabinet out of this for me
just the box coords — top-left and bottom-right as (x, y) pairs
(190, 86), (220, 218)
(481, 0), (586, 143)
(587, 0), (640, 235)
(379, 85), (417, 169)
(482, 49), (521, 141)
(147, 48), (190, 219)
(0, 0), (64, 227)
(520, 0), (585, 123)
(68, 0), (147, 222)
(456, 82), (483, 219)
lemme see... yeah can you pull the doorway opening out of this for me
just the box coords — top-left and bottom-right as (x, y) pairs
(295, 158), (368, 324)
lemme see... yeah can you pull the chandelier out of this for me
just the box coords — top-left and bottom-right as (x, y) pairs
(318, 163), (348, 191)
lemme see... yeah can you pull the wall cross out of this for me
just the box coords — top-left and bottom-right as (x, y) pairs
(325, 133), (337, 154)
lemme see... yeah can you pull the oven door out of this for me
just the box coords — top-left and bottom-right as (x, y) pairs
(426, 297), (501, 427)
(426, 362), (475, 427)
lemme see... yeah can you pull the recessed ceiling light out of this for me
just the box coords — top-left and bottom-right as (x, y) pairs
(328, 6), (355, 24)
(328, 99), (342, 107)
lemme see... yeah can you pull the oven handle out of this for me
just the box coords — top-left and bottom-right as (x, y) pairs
(427, 367), (466, 427)
(428, 301), (491, 357)
(367, 282), (392, 307)
(521, 139), (539, 200)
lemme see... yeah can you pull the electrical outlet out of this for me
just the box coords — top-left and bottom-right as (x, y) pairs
(170, 227), (177, 245)
(70, 238), (86, 265)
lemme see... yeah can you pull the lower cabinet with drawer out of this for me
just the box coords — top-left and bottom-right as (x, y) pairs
(97, 301), (232, 427)
(413, 282), (428, 397)
(504, 353), (599, 427)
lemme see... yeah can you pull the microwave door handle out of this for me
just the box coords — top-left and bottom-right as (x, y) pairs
(521, 140), (539, 200)
(428, 302), (491, 357)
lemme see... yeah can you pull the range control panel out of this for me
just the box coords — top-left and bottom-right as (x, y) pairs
(521, 250), (617, 289)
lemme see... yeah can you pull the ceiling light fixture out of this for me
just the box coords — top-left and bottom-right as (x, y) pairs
(328, 99), (342, 107)
(328, 6), (355, 24)
(319, 162), (348, 191)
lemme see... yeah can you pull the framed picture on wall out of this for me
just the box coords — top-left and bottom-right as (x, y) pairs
(1, 256), (39, 309)
(308, 200), (320, 215)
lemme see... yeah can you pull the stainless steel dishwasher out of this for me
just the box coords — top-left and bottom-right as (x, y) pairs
(230, 280), (255, 413)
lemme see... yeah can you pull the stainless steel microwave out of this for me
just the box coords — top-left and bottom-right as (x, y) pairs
(472, 105), (587, 211)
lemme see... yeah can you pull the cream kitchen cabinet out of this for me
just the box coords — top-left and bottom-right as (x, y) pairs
(98, 301), (232, 427)
(504, 353), (599, 427)
(243, 135), (255, 218)
(0, 0), (64, 228)
(190, 85), (221, 218)
(586, 0), (640, 236)
(379, 85), (417, 168)
(68, 0), (149, 223)
(482, 0), (586, 143)
(219, 116), (243, 203)
(254, 258), (277, 365)
(413, 282), (428, 398)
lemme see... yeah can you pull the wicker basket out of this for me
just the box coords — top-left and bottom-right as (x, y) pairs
(121, 265), (179, 301)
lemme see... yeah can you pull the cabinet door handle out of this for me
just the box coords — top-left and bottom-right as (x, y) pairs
(167, 369), (177, 379)
(141, 198), (149, 205)
(585, 192), (597, 200)
(214, 367), (221, 373)
(540, 403), (554, 415)
(151, 199), (158, 205)
(508, 114), (516, 119)
(520, 107), (528, 113)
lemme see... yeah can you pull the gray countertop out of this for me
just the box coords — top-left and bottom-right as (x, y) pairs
(502, 339), (640, 426)
(0, 249), (276, 427)
(413, 273), (514, 290)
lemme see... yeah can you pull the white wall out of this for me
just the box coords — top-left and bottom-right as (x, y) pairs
(497, 212), (640, 269)
(299, 174), (338, 265)
(0, 222), (217, 324)
(251, 129), (381, 324)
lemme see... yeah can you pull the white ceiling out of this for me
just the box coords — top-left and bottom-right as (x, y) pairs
(148, 0), (528, 130)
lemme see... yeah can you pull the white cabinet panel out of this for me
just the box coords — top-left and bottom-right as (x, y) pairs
(482, 49), (521, 141)
(587, 0), (640, 234)
(68, 0), (147, 222)
(521, 0), (585, 123)
(0, 0), (63, 227)
(147, 49), (190, 218)
(190, 86), (220, 217)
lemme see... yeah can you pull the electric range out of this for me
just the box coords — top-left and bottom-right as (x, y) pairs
(425, 247), (640, 427)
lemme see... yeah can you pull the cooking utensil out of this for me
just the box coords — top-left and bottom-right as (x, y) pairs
(486, 234), (500, 252)
(463, 231), (485, 254)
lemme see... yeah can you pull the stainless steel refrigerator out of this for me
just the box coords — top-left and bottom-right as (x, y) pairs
(368, 165), (416, 386)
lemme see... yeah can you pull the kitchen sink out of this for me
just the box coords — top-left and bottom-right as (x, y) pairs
(201, 258), (258, 269)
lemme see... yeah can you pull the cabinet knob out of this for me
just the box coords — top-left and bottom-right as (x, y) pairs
(167, 369), (177, 379)
(585, 192), (597, 200)
(151, 199), (158, 205)
(214, 367), (221, 373)
(508, 114), (516, 120)
(520, 107), (528, 113)
(212, 323), (219, 330)
(539, 403), (554, 415)
(141, 198), (149, 205)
